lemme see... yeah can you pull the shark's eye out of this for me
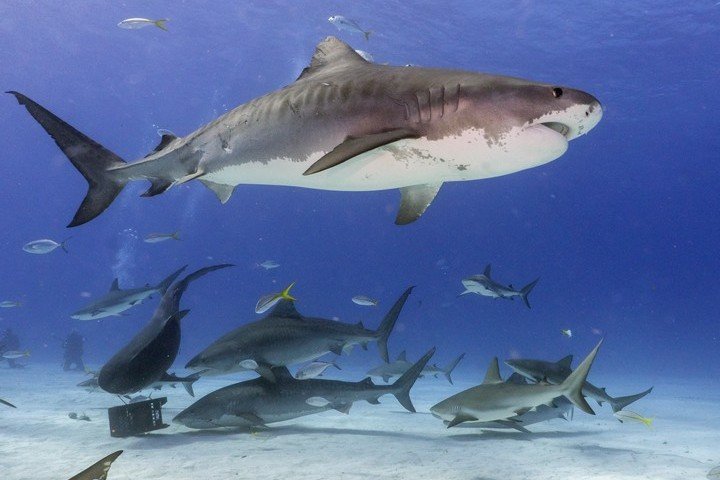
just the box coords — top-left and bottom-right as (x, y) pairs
(552, 87), (563, 98)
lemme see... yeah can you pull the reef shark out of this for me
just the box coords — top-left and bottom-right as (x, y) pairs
(67, 450), (122, 480)
(185, 287), (412, 381)
(368, 350), (465, 384)
(174, 348), (434, 429)
(460, 264), (539, 308)
(8, 36), (602, 227)
(71, 266), (186, 320)
(430, 340), (602, 427)
(504, 354), (653, 413)
(98, 264), (232, 395)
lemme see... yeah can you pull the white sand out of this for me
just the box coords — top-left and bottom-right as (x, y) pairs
(0, 364), (718, 480)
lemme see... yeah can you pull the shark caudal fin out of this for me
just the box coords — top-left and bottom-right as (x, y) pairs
(375, 286), (414, 362)
(391, 347), (435, 412)
(560, 340), (603, 415)
(7, 92), (128, 227)
(519, 278), (540, 309)
(162, 264), (234, 313)
(609, 387), (653, 413)
(156, 265), (188, 295)
(442, 353), (466, 385)
(181, 371), (204, 397)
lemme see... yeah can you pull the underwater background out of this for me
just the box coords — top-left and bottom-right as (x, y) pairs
(0, 2), (718, 474)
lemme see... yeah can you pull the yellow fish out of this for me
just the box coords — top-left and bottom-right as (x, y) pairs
(613, 409), (653, 427)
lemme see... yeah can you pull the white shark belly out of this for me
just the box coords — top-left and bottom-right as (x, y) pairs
(200, 125), (568, 191)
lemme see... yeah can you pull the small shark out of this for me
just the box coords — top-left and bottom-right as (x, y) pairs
(8, 36), (601, 227)
(98, 264), (232, 395)
(505, 354), (653, 413)
(368, 350), (465, 384)
(67, 450), (122, 480)
(451, 373), (574, 432)
(460, 264), (539, 308)
(71, 266), (186, 320)
(430, 340), (602, 428)
(174, 348), (434, 429)
(1, 397), (15, 408)
(185, 287), (412, 381)
(148, 371), (205, 396)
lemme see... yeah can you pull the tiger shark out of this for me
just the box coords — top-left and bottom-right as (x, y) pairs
(8, 36), (602, 226)
(67, 450), (122, 480)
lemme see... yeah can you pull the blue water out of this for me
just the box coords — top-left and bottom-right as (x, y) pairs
(0, 0), (718, 419)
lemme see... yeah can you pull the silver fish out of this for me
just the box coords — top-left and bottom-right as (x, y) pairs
(2, 350), (30, 359)
(117, 18), (168, 31)
(22, 238), (70, 254)
(143, 231), (180, 243)
(258, 260), (280, 270)
(0, 300), (21, 308)
(352, 295), (378, 306)
(296, 360), (341, 380)
(328, 15), (372, 41)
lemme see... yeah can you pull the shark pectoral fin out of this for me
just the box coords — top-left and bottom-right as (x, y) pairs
(332, 402), (352, 414)
(447, 413), (478, 428)
(200, 179), (235, 204)
(237, 412), (266, 427)
(329, 344), (344, 356)
(395, 183), (442, 225)
(496, 420), (531, 434)
(303, 128), (420, 175)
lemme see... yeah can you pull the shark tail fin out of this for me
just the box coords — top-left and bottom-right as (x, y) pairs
(156, 265), (188, 295)
(172, 231), (181, 241)
(182, 371), (204, 397)
(391, 347), (435, 413)
(560, 340), (603, 415)
(443, 353), (465, 385)
(364, 30), (372, 41)
(609, 387), (653, 413)
(60, 237), (72, 253)
(165, 264), (234, 311)
(7, 91), (128, 227)
(519, 278), (540, 309)
(154, 19), (169, 31)
(375, 286), (414, 362)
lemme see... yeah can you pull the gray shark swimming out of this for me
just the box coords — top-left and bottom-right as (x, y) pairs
(460, 264), (539, 308)
(174, 348), (434, 429)
(185, 287), (412, 381)
(8, 36), (602, 227)
(430, 340), (602, 428)
(71, 266), (186, 320)
(504, 354), (653, 413)
(0, 397), (15, 408)
(367, 350), (465, 384)
(98, 264), (232, 395)
(67, 450), (122, 480)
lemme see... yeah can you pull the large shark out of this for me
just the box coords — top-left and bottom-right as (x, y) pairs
(505, 354), (653, 413)
(174, 348), (434, 429)
(185, 287), (412, 381)
(8, 36), (602, 227)
(67, 450), (122, 480)
(98, 264), (232, 395)
(367, 350), (465, 384)
(460, 264), (539, 308)
(430, 340), (602, 428)
(71, 266), (186, 320)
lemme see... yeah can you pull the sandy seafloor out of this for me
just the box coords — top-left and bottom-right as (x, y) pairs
(1, 364), (718, 480)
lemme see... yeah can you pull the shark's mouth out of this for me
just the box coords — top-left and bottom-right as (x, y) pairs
(541, 122), (571, 138)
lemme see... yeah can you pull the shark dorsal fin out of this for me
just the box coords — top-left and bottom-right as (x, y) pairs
(397, 350), (407, 362)
(68, 450), (123, 480)
(297, 36), (366, 81)
(271, 366), (295, 381)
(268, 299), (302, 319)
(506, 372), (528, 385)
(145, 133), (177, 158)
(483, 264), (492, 277)
(109, 278), (120, 291)
(556, 355), (573, 368)
(482, 357), (502, 384)
(355, 321), (365, 329)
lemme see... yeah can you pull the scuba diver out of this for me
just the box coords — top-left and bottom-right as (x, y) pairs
(62, 330), (85, 371)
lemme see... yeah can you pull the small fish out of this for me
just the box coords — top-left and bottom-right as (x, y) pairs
(708, 465), (720, 480)
(0, 300), (21, 308)
(123, 395), (150, 404)
(258, 260), (280, 270)
(2, 350), (30, 359)
(22, 238), (70, 254)
(78, 413), (91, 421)
(296, 360), (341, 380)
(305, 396), (331, 407)
(352, 295), (378, 306)
(144, 231), (181, 243)
(117, 18), (168, 31)
(561, 329), (572, 338)
(354, 49), (373, 62)
(613, 409), (653, 427)
(328, 15), (372, 41)
(255, 282), (296, 314)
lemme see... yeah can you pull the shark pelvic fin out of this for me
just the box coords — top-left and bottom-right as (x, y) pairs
(396, 183), (442, 225)
(68, 450), (123, 480)
(496, 420), (531, 433)
(297, 36), (367, 81)
(200, 179), (235, 204)
(482, 357), (503, 384)
(397, 350), (407, 362)
(447, 413), (478, 428)
(141, 179), (173, 197)
(303, 128), (420, 175)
